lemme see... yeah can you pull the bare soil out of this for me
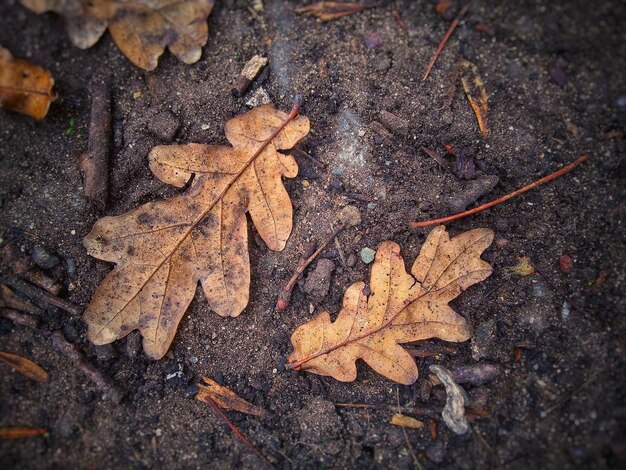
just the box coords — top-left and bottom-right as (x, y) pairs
(1, 1), (625, 468)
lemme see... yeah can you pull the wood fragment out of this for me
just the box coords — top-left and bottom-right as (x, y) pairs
(50, 331), (123, 403)
(0, 351), (49, 382)
(232, 55), (268, 96)
(196, 377), (270, 418)
(391, 413), (424, 429)
(1, 244), (63, 295)
(0, 427), (47, 440)
(295, 2), (365, 21)
(0, 308), (39, 328)
(410, 155), (589, 228)
(461, 59), (489, 137)
(276, 223), (347, 311)
(3, 275), (82, 316)
(422, 0), (474, 81)
(79, 82), (111, 209)
(421, 147), (449, 168)
(429, 363), (499, 386)
(0, 284), (43, 316)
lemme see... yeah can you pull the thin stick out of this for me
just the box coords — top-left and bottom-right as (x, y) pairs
(410, 155), (588, 228)
(276, 222), (347, 311)
(422, 0), (475, 81)
(396, 388), (422, 470)
(203, 396), (273, 468)
(3, 275), (82, 316)
(334, 402), (488, 418)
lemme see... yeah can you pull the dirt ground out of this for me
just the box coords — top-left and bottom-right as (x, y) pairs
(1, 0), (625, 468)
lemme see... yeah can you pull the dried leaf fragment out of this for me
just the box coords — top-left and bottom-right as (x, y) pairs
(288, 226), (494, 384)
(196, 377), (270, 417)
(20, 0), (215, 70)
(0, 351), (49, 382)
(83, 103), (309, 359)
(0, 47), (55, 120)
(429, 364), (469, 434)
(391, 413), (424, 429)
(296, 2), (365, 21)
(0, 427), (47, 440)
(461, 59), (488, 137)
(504, 256), (534, 276)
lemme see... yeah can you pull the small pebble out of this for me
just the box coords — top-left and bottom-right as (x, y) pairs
(346, 253), (357, 267)
(559, 254), (573, 273)
(133, 91), (142, 99)
(302, 180), (310, 188)
(31, 245), (60, 269)
(338, 205), (361, 227)
(184, 384), (199, 398)
(360, 247), (376, 264)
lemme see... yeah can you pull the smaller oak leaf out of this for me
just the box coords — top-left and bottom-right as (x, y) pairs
(83, 103), (309, 359)
(0, 47), (55, 120)
(20, 0), (215, 70)
(288, 226), (494, 385)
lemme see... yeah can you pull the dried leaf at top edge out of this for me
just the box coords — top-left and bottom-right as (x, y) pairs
(288, 226), (493, 384)
(0, 351), (49, 382)
(83, 104), (309, 359)
(461, 59), (488, 137)
(295, 2), (365, 21)
(20, 0), (215, 70)
(196, 377), (270, 417)
(0, 47), (55, 120)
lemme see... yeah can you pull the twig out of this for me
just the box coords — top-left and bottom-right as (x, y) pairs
(391, 8), (408, 32)
(396, 388), (422, 470)
(0, 284), (42, 316)
(202, 396), (273, 468)
(410, 155), (589, 228)
(1, 308), (38, 329)
(422, 0), (475, 81)
(335, 402), (488, 418)
(421, 146), (449, 168)
(50, 331), (123, 403)
(79, 81), (111, 210)
(543, 369), (602, 415)
(1, 243), (63, 295)
(3, 275), (82, 316)
(276, 222), (347, 311)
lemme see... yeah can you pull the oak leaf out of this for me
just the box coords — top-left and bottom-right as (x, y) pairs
(83, 103), (309, 359)
(196, 377), (270, 417)
(19, 0), (215, 70)
(287, 226), (493, 384)
(0, 47), (55, 120)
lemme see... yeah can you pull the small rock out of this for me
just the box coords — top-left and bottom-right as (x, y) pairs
(301, 180), (310, 188)
(363, 31), (383, 49)
(62, 323), (79, 343)
(148, 111), (180, 142)
(346, 253), (357, 267)
(471, 319), (496, 361)
(329, 178), (343, 190)
(559, 254), (573, 273)
(245, 87), (271, 107)
(379, 110), (409, 136)
(31, 245), (60, 269)
(303, 259), (335, 303)
(360, 247), (376, 264)
(447, 174), (499, 212)
(338, 205), (361, 227)
(184, 384), (199, 398)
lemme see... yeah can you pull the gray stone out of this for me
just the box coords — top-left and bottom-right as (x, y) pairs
(303, 259), (335, 302)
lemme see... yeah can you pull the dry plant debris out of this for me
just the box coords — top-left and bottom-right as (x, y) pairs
(295, 2), (365, 21)
(429, 364), (470, 434)
(0, 46), (55, 120)
(461, 59), (489, 137)
(83, 103), (309, 359)
(0, 427), (47, 440)
(287, 226), (494, 384)
(0, 351), (49, 382)
(391, 413), (424, 429)
(20, 0), (215, 70)
(196, 377), (270, 418)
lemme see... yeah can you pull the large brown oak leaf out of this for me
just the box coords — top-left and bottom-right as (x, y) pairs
(20, 0), (214, 70)
(84, 104), (309, 359)
(288, 226), (494, 384)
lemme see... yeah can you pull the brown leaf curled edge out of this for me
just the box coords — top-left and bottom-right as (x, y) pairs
(196, 377), (270, 418)
(288, 226), (493, 384)
(0, 47), (55, 120)
(84, 104), (310, 359)
(20, 0), (215, 70)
